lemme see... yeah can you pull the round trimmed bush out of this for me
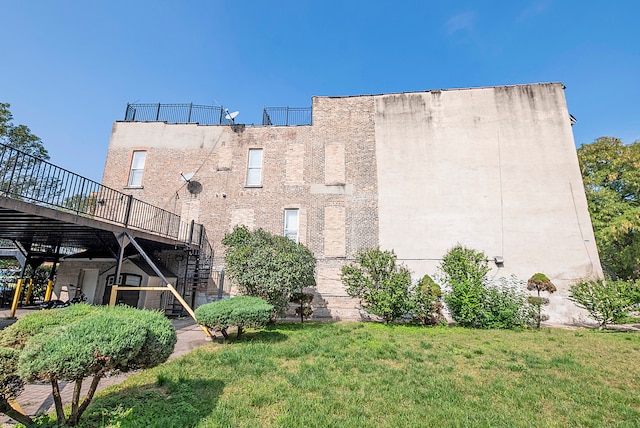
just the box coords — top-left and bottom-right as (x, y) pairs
(195, 296), (273, 339)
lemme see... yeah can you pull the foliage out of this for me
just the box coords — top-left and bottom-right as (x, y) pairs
(1, 305), (176, 427)
(341, 247), (412, 323)
(79, 322), (640, 427)
(408, 274), (444, 325)
(527, 273), (557, 328)
(481, 276), (535, 329)
(440, 245), (533, 328)
(577, 137), (640, 280)
(0, 103), (49, 159)
(222, 226), (316, 318)
(195, 296), (273, 339)
(569, 278), (640, 328)
(290, 291), (314, 322)
(440, 245), (490, 327)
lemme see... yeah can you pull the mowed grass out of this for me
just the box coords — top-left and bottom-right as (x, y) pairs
(72, 323), (640, 428)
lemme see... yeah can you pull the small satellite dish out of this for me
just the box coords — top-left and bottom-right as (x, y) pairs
(225, 110), (239, 121)
(187, 180), (203, 195)
(180, 172), (195, 182)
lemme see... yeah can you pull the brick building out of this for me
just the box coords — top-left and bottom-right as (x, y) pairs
(91, 82), (601, 324)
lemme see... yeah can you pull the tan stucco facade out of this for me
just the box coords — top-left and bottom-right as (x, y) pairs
(98, 82), (601, 324)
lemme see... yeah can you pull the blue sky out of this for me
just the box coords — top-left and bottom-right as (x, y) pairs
(1, 0), (639, 182)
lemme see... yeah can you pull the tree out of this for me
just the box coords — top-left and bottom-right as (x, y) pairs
(0, 103), (48, 159)
(222, 226), (316, 318)
(341, 247), (412, 324)
(577, 137), (640, 279)
(0, 305), (177, 427)
(568, 279), (640, 328)
(527, 273), (557, 328)
(195, 296), (273, 339)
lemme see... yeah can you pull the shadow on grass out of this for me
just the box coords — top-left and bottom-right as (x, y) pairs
(29, 377), (227, 428)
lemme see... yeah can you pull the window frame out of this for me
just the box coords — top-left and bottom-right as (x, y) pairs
(284, 208), (300, 243)
(127, 150), (147, 187)
(245, 148), (263, 187)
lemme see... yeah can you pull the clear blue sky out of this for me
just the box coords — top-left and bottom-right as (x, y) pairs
(1, 0), (639, 182)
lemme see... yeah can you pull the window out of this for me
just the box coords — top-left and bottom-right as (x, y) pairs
(246, 148), (263, 186)
(128, 151), (147, 187)
(284, 209), (299, 243)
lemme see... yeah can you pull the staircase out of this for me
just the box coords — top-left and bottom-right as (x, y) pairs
(165, 248), (212, 318)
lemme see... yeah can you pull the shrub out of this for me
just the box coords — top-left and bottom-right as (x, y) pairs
(290, 291), (314, 322)
(4, 305), (176, 427)
(341, 247), (412, 324)
(527, 273), (557, 328)
(222, 226), (316, 318)
(0, 347), (29, 426)
(569, 279), (640, 328)
(408, 275), (444, 325)
(440, 245), (490, 327)
(440, 245), (533, 329)
(195, 296), (273, 339)
(480, 276), (535, 329)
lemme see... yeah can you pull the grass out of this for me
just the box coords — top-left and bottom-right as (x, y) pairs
(36, 322), (640, 427)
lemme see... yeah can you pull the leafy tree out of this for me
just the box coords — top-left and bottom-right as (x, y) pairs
(440, 244), (490, 327)
(569, 279), (640, 328)
(0, 305), (176, 427)
(195, 296), (274, 339)
(408, 274), (444, 325)
(222, 226), (316, 318)
(577, 137), (640, 279)
(527, 273), (557, 328)
(0, 103), (48, 159)
(341, 247), (412, 324)
(290, 291), (314, 322)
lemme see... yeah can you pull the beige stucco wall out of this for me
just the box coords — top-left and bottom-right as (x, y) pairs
(373, 83), (601, 322)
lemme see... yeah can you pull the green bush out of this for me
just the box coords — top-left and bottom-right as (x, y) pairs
(222, 226), (316, 318)
(569, 279), (640, 328)
(3, 305), (176, 426)
(0, 303), (97, 349)
(341, 247), (412, 324)
(195, 296), (274, 339)
(408, 275), (444, 325)
(440, 245), (533, 329)
(440, 245), (490, 327)
(480, 277), (534, 329)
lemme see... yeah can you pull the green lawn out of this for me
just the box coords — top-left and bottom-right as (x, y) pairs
(59, 322), (640, 427)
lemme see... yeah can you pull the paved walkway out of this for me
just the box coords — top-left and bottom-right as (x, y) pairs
(0, 308), (213, 427)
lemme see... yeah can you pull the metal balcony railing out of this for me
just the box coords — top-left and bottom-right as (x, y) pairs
(0, 142), (210, 250)
(262, 107), (312, 126)
(123, 103), (236, 125)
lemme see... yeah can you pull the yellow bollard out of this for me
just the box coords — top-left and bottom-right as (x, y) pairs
(44, 279), (53, 301)
(24, 279), (33, 305)
(10, 279), (24, 318)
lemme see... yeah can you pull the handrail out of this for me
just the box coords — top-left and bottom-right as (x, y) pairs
(0, 142), (205, 246)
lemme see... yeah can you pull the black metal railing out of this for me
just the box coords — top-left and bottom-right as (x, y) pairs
(123, 103), (236, 125)
(262, 107), (312, 126)
(0, 142), (207, 247)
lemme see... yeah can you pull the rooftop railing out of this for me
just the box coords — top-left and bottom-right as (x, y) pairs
(124, 103), (236, 125)
(122, 103), (312, 126)
(262, 107), (312, 126)
(0, 142), (210, 251)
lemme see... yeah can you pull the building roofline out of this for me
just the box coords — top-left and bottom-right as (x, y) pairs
(311, 82), (565, 100)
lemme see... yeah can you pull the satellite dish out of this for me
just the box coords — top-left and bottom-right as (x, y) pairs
(225, 110), (239, 121)
(187, 180), (203, 195)
(180, 172), (195, 182)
